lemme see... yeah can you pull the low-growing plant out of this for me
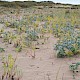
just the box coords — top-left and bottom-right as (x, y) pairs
(13, 39), (22, 52)
(30, 42), (36, 58)
(26, 29), (39, 41)
(3, 32), (16, 44)
(54, 23), (80, 58)
(55, 37), (80, 58)
(69, 62), (80, 79)
(1, 54), (22, 80)
(5, 22), (10, 27)
(15, 46), (22, 52)
(0, 28), (4, 35)
(0, 48), (5, 53)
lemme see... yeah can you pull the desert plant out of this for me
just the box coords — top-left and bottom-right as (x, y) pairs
(26, 29), (39, 41)
(15, 46), (22, 52)
(3, 32), (16, 44)
(0, 29), (4, 38)
(1, 54), (22, 80)
(69, 62), (80, 79)
(54, 23), (80, 58)
(54, 37), (80, 58)
(5, 22), (10, 27)
(13, 37), (22, 52)
(0, 47), (5, 53)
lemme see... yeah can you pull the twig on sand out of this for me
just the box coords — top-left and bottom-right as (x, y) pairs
(47, 73), (51, 80)
(62, 73), (64, 80)
(56, 63), (62, 80)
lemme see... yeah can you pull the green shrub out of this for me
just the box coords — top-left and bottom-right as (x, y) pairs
(26, 29), (39, 41)
(54, 23), (80, 58)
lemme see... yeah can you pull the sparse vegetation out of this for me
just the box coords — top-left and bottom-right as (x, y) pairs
(1, 54), (22, 80)
(0, 1), (80, 80)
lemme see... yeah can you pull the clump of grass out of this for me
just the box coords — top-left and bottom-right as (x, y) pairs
(1, 54), (22, 80)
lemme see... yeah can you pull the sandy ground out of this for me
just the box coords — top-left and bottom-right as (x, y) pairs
(0, 29), (80, 80)
(0, 6), (80, 79)
(16, 35), (80, 80)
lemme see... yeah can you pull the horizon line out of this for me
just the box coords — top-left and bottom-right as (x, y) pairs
(1, 0), (80, 5)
